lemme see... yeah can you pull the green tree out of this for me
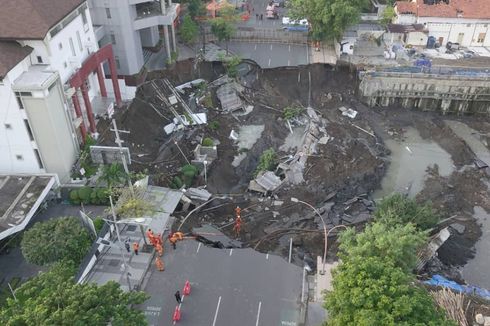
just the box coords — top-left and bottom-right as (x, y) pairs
(288, 0), (370, 41)
(188, 0), (206, 19)
(374, 194), (440, 230)
(211, 18), (235, 54)
(113, 186), (156, 219)
(179, 14), (199, 44)
(100, 162), (127, 190)
(325, 222), (453, 326)
(380, 6), (395, 27)
(0, 263), (149, 325)
(325, 256), (452, 326)
(21, 217), (93, 266)
(254, 148), (277, 176)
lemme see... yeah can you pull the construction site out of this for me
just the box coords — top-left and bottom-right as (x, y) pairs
(96, 58), (490, 306)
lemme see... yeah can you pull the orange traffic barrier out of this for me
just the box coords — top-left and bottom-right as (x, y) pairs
(173, 306), (181, 322)
(183, 280), (191, 295)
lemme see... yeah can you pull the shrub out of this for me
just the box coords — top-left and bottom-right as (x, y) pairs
(202, 137), (214, 147)
(69, 190), (80, 204)
(181, 164), (199, 186)
(254, 148), (277, 176)
(78, 187), (93, 204)
(93, 217), (105, 234)
(170, 176), (183, 189)
(21, 217), (93, 266)
(283, 106), (303, 120)
(208, 121), (220, 131)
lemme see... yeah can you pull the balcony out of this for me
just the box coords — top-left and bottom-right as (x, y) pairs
(133, 2), (179, 30)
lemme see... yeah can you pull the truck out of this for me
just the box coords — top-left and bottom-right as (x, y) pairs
(266, 4), (279, 19)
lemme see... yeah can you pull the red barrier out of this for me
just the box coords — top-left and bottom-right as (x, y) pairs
(183, 280), (191, 295)
(173, 306), (181, 322)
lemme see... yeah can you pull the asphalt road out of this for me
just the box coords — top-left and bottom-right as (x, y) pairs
(139, 240), (304, 326)
(223, 41), (309, 68)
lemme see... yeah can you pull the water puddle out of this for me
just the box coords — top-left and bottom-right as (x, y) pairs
(462, 206), (490, 289)
(445, 120), (490, 166)
(374, 127), (454, 199)
(232, 125), (265, 167)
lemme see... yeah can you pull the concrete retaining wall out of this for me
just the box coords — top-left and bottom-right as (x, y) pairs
(358, 71), (490, 115)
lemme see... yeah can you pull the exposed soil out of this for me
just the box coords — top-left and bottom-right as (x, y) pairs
(97, 59), (490, 279)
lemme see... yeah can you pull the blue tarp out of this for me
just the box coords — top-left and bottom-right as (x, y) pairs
(424, 275), (490, 301)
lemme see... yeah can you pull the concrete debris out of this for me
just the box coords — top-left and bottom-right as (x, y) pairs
(474, 158), (489, 169)
(229, 130), (239, 141)
(450, 223), (466, 235)
(192, 224), (241, 248)
(217, 82), (244, 113)
(192, 144), (218, 168)
(338, 106), (358, 119)
(175, 79), (206, 92)
(273, 200), (284, 206)
(164, 113), (208, 135)
(416, 227), (451, 272)
(185, 188), (212, 202)
(248, 171), (283, 194)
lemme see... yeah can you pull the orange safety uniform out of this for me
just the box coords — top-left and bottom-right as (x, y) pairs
(155, 257), (164, 271)
(156, 243), (164, 256)
(235, 206), (241, 218)
(132, 242), (139, 254)
(146, 229), (156, 246)
(174, 232), (184, 241)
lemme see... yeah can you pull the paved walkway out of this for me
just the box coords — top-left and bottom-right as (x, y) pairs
(309, 43), (337, 65)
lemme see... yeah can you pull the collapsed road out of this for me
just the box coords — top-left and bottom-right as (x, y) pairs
(97, 59), (490, 288)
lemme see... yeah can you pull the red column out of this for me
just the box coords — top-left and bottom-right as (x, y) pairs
(72, 90), (87, 141)
(108, 58), (122, 107)
(81, 82), (96, 133)
(96, 64), (107, 97)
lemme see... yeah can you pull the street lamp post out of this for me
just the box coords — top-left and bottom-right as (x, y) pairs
(291, 197), (328, 274)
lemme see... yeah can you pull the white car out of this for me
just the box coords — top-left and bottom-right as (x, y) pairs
(282, 17), (308, 26)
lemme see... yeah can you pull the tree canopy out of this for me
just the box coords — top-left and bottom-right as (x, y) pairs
(21, 217), (93, 266)
(99, 162), (127, 190)
(179, 14), (199, 44)
(210, 18), (235, 53)
(288, 0), (370, 41)
(188, 0), (206, 19)
(0, 263), (149, 325)
(324, 221), (453, 325)
(374, 194), (440, 230)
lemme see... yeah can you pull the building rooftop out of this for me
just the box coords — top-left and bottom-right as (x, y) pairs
(395, 0), (490, 19)
(0, 175), (57, 240)
(0, 41), (32, 80)
(13, 65), (58, 90)
(0, 0), (85, 40)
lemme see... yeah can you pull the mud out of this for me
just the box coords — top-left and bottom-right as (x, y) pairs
(97, 60), (490, 283)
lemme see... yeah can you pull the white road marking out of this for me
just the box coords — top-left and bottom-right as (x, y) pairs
(197, 242), (202, 253)
(255, 301), (262, 326)
(266, 253), (269, 260)
(212, 296), (222, 326)
(270, 44), (273, 51)
(255, 44), (257, 50)
(289, 45), (291, 52)
(288, 60), (290, 66)
(229, 248), (233, 256)
(268, 58), (271, 66)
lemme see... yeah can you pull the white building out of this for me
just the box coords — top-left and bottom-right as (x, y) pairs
(89, 0), (180, 77)
(0, 0), (123, 182)
(394, 0), (490, 47)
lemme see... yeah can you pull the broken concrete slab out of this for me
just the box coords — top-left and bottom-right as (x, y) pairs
(185, 188), (212, 202)
(416, 227), (451, 271)
(450, 223), (466, 235)
(256, 171), (283, 191)
(192, 224), (242, 248)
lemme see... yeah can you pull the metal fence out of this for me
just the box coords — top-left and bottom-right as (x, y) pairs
(204, 27), (308, 44)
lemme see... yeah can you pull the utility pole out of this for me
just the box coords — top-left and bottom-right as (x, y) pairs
(110, 119), (134, 195)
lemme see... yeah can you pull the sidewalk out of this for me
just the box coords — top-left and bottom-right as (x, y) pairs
(309, 43), (337, 65)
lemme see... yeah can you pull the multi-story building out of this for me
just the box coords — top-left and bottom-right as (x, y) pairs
(0, 0), (122, 182)
(394, 0), (490, 47)
(89, 0), (180, 76)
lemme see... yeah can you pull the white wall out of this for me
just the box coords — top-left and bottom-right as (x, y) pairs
(0, 59), (44, 174)
(23, 5), (99, 84)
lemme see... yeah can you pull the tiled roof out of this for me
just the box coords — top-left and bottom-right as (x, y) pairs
(0, 0), (85, 40)
(395, 0), (490, 19)
(0, 41), (33, 79)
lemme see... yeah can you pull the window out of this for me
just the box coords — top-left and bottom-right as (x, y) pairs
(4, 123), (12, 130)
(478, 33), (486, 43)
(24, 119), (34, 141)
(110, 33), (116, 44)
(466, 24), (471, 27)
(81, 9), (88, 25)
(76, 31), (83, 51)
(105, 8), (112, 19)
(59, 42), (63, 50)
(34, 149), (44, 169)
(15, 94), (24, 109)
(64, 62), (68, 68)
(37, 56), (43, 63)
(69, 37), (76, 56)
(16, 155), (23, 161)
(115, 56), (121, 69)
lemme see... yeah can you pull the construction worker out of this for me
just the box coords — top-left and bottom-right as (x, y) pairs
(235, 206), (241, 218)
(169, 234), (178, 249)
(233, 215), (242, 238)
(174, 231), (184, 241)
(146, 229), (156, 246)
(124, 238), (131, 252)
(132, 241), (139, 255)
(155, 233), (163, 246)
(155, 256), (164, 271)
(156, 242), (164, 256)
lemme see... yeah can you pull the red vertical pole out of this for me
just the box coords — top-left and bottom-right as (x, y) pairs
(81, 82), (96, 133)
(108, 57), (122, 107)
(96, 64), (107, 97)
(72, 90), (87, 141)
